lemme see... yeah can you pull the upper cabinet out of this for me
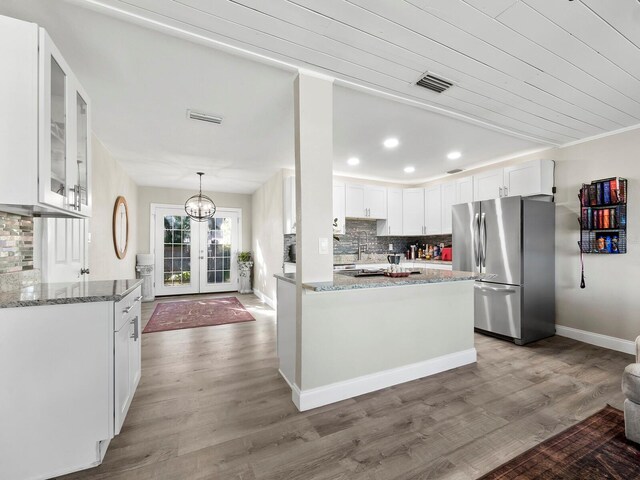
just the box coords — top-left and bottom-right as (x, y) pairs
(474, 160), (554, 202)
(333, 183), (346, 235)
(503, 160), (554, 197)
(377, 188), (402, 236)
(0, 16), (92, 218)
(455, 176), (474, 205)
(402, 188), (425, 235)
(345, 184), (387, 219)
(283, 175), (296, 234)
(441, 182), (457, 234)
(424, 185), (442, 235)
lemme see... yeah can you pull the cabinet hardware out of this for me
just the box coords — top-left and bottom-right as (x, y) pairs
(130, 316), (139, 341)
(499, 187), (503, 197)
(134, 295), (143, 303)
(504, 186), (508, 197)
(80, 268), (90, 275)
(123, 305), (133, 314)
(388, 226), (391, 234)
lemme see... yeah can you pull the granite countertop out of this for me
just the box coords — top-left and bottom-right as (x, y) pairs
(285, 258), (453, 266)
(0, 279), (143, 309)
(275, 268), (485, 292)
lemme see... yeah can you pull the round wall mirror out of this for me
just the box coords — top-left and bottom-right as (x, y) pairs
(113, 196), (129, 259)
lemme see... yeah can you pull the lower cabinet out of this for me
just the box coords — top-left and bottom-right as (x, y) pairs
(0, 285), (142, 480)
(114, 288), (142, 434)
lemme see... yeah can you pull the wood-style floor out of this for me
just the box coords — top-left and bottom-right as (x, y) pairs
(60, 292), (632, 480)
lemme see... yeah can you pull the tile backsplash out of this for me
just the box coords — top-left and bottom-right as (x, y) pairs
(283, 219), (452, 261)
(0, 211), (34, 274)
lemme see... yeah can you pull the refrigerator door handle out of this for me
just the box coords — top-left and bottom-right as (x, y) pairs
(474, 284), (516, 294)
(473, 213), (480, 267)
(480, 212), (487, 268)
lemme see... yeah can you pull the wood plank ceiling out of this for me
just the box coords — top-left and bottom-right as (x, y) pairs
(81, 0), (640, 146)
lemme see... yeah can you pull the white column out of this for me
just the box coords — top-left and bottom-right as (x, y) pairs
(294, 70), (334, 388)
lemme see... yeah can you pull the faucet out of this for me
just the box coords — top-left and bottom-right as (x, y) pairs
(357, 232), (368, 261)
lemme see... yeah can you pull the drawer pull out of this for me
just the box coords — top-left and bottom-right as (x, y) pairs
(123, 305), (133, 314)
(130, 316), (139, 341)
(134, 295), (143, 303)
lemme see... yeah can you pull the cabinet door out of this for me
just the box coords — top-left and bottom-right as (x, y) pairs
(387, 188), (403, 235)
(39, 30), (74, 211)
(473, 169), (504, 201)
(283, 176), (296, 234)
(504, 159), (554, 197)
(425, 185), (442, 235)
(73, 81), (92, 216)
(441, 182), (456, 234)
(456, 176), (474, 204)
(333, 183), (346, 234)
(114, 321), (131, 434)
(402, 188), (425, 235)
(345, 184), (365, 218)
(365, 186), (387, 219)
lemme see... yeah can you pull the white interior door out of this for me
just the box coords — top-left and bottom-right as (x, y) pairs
(199, 211), (239, 293)
(41, 217), (88, 283)
(153, 206), (240, 296)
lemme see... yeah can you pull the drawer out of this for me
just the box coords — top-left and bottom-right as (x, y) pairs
(115, 286), (142, 331)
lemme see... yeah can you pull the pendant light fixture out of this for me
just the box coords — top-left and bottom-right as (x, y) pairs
(184, 172), (216, 222)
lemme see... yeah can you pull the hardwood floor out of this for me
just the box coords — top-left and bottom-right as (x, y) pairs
(60, 292), (632, 480)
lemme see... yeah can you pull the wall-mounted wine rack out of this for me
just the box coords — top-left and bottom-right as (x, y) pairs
(579, 177), (627, 254)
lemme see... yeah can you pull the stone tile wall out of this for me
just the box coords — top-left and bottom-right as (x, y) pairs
(0, 212), (34, 274)
(283, 219), (452, 261)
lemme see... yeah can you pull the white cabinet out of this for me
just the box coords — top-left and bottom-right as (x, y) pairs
(333, 183), (346, 234)
(0, 15), (91, 218)
(402, 188), (425, 235)
(441, 182), (457, 234)
(345, 184), (365, 218)
(503, 159), (554, 197)
(456, 176), (474, 204)
(424, 185), (442, 235)
(473, 169), (504, 201)
(283, 175), (296, 234)
(114, 288), (142, 434)
(346, 184), (387, 219)
(378, 188), (403, 236)
(473, 160), (555, 201)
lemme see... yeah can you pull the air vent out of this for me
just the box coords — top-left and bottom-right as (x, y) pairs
(416, 73), (453, 93)
(187, 109), (223, 124)
(447, 168), (464, 175)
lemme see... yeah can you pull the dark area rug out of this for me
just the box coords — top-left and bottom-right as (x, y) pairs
(143, 297), (255, 333)
(480, 405), (640, 479)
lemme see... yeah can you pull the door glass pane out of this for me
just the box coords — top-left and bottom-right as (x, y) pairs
(76, 93), (88, 205)
(206, 217), (232, 285)
(163, 215), (192, 286)
(50, 57), (66, 196)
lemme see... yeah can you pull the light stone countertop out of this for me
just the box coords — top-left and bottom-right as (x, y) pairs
(0, 279), (143, 309)
(275, 268), (485, 292)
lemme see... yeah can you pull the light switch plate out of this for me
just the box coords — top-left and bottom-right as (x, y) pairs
(319, 237), (329, 254)
(389, 243), (393, 251)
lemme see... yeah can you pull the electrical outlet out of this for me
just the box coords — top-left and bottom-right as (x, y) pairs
(318, 237), (329, 254)
(388, 243), (393, 251)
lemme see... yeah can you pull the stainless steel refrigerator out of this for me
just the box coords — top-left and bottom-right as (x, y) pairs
(452, 196), (555, 345)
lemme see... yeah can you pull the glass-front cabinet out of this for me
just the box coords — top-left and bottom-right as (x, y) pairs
(38, 30), (91, 217)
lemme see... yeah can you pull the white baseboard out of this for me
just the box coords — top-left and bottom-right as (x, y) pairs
(556, 325), (636, 356)
(253, 288), (276, 309)
(291, 348), (477, 411)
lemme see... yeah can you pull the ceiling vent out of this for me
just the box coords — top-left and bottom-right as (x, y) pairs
(447, 168), (464, 175)
(187, 109), (223, 124)
(416, 73), (454, 93)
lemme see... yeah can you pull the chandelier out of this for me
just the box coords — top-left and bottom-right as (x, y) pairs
(184, 172), (216, 222)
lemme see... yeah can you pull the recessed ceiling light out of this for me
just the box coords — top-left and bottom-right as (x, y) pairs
(383, 138), (399, 149)
(404, 166), (415, 174)
(447, 151), (462, 160)
(347, 157), (360, 166)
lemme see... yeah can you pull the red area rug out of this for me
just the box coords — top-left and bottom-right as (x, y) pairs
(143, 297), (255, 333)
(480, 405), (640, 479)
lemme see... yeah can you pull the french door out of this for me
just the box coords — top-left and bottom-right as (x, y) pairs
(153, 206), (240, 296)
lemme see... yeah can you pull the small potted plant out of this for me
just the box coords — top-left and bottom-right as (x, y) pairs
(237, 251), (253, 294)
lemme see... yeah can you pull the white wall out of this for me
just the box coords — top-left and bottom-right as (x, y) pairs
(136, 186), (252, 253)
(251, 170), (285, 305)
(89, 135), (138, 280)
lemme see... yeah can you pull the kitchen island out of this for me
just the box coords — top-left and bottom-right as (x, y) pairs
(275, 268), (483, 411)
